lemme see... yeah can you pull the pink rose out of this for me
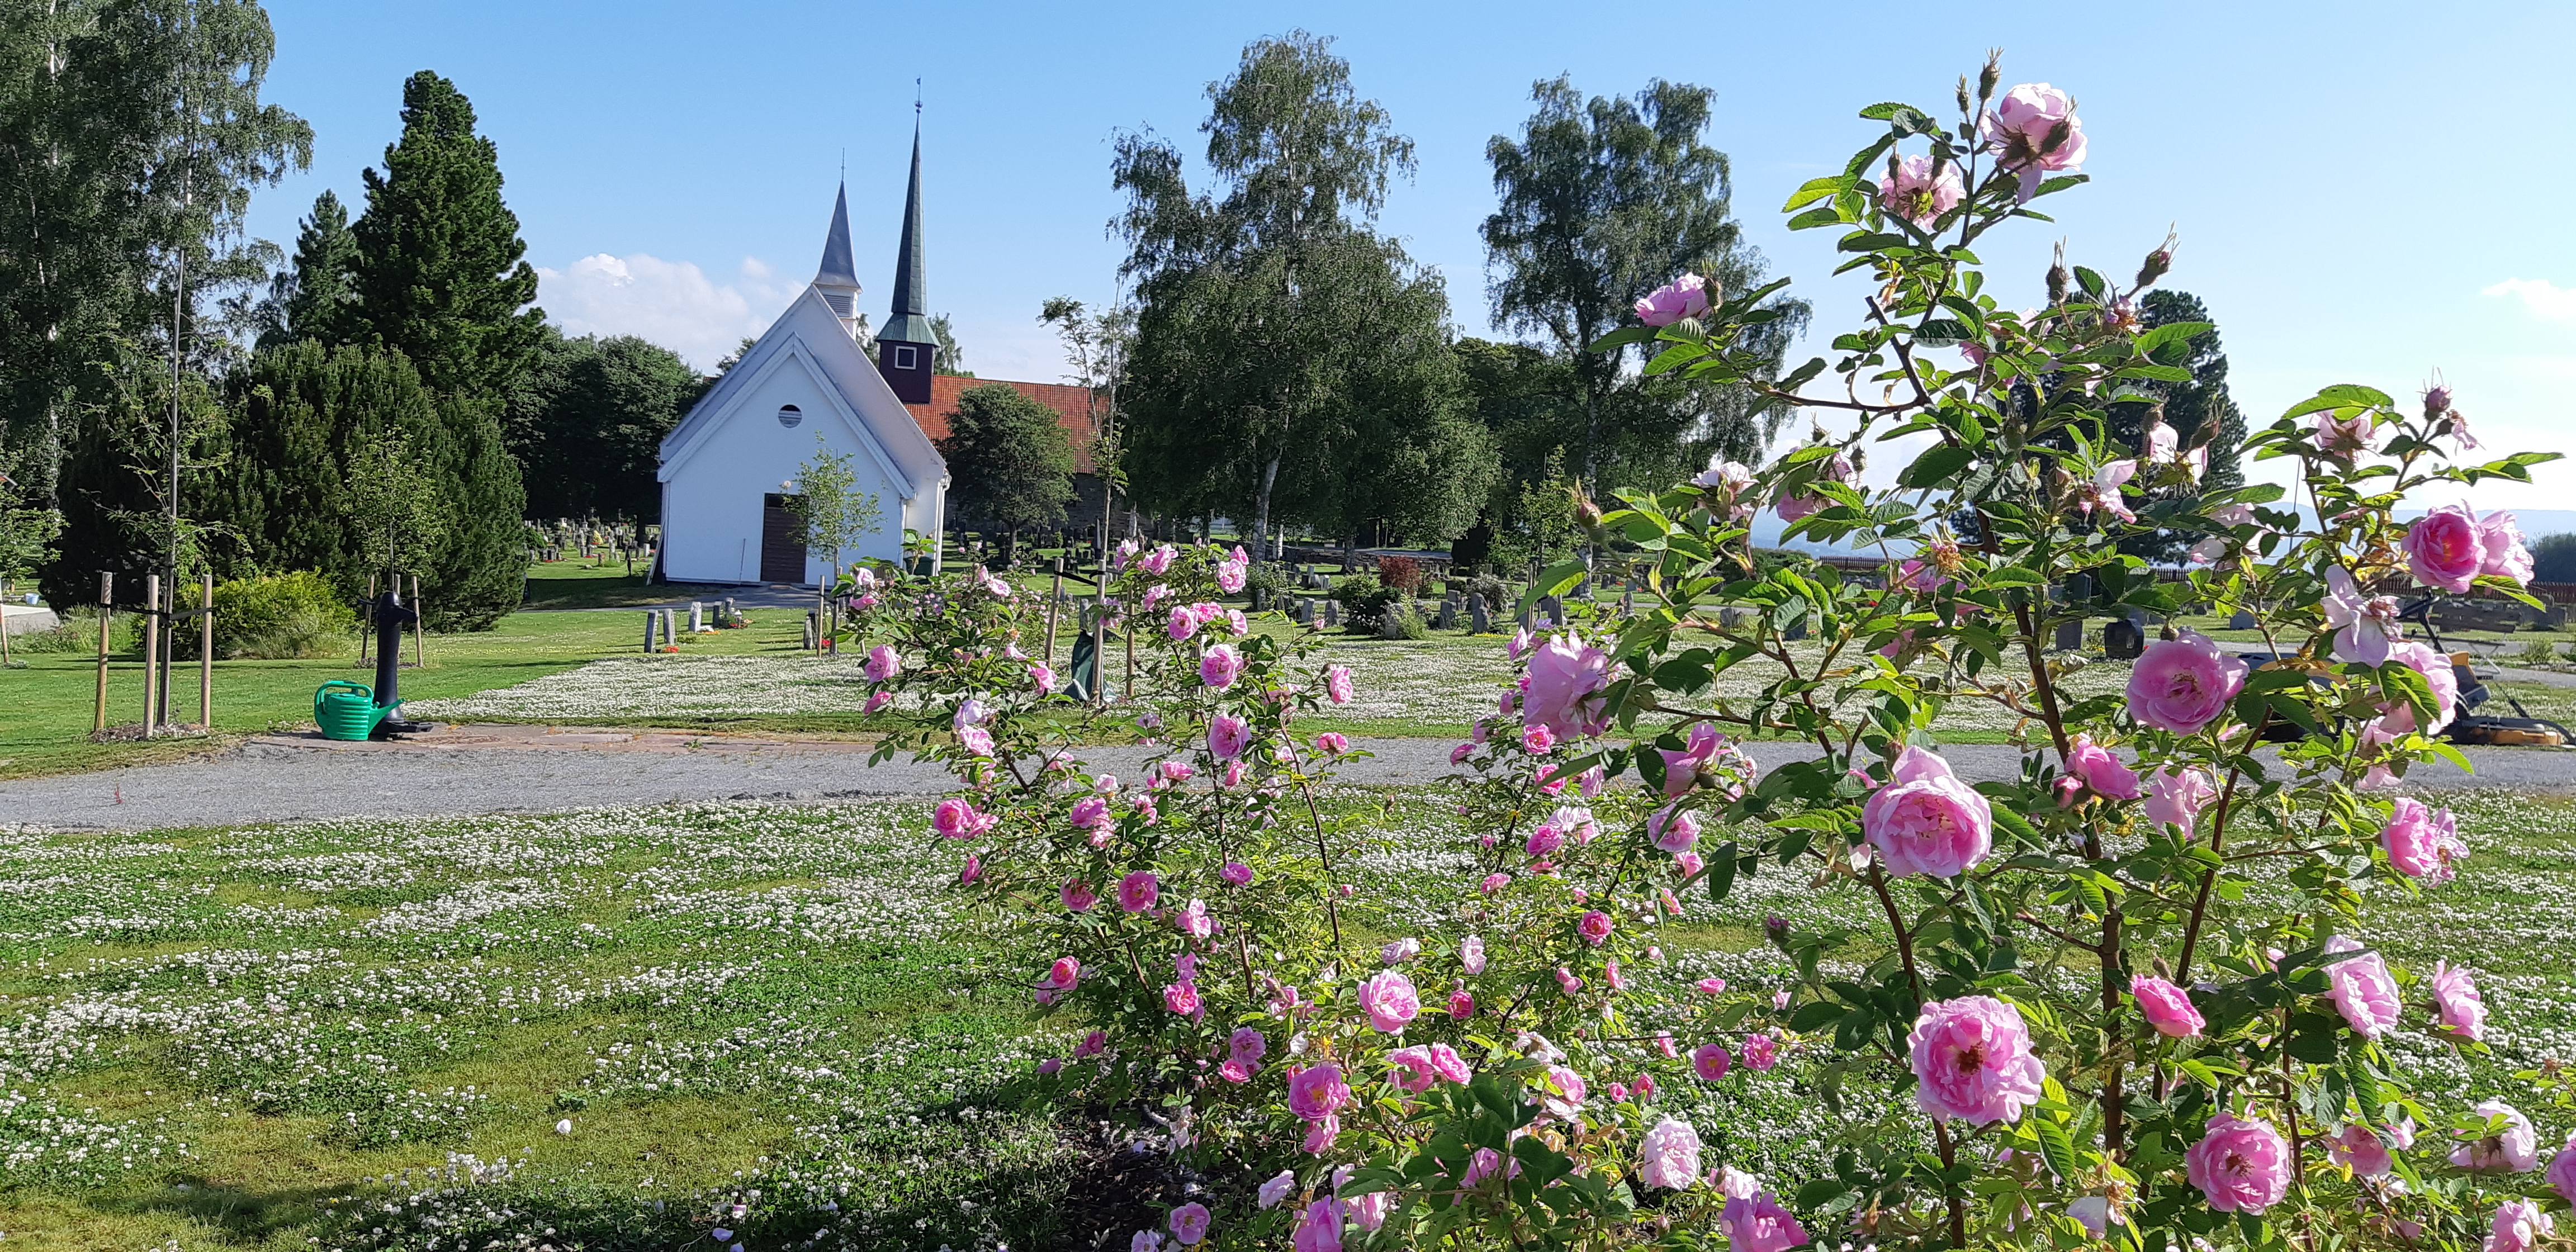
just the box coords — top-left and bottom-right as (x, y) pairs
(1061, 879), (1097, 912)
(2403, 505), (2489, 593)
(1460, 933), (1487, 974)
(1521, 724), (1556, 754)
(1117, 870), (1160, 913)
(1315, 731), (1349, 755)
(1165, 605), (1199, 641)
(1070, 795), (1111, 835)
(1039, 956), (1081, 995)
(1719, 1188), (1810, 1252)
(1635, 1117), (1703, 1190)
(1577, 910), (1614, 946)
(958, 726), (994, 758)
(2329, 1122), (2397, 1177)
(1658, 722), (1723, 797)
(1554, 966), (1583, 995)
(1208, 714), (1252, 761)
(1291, 1196), (1341, 1252)
(2077, 459), (2138, 523)
(1357, 970), (1420, 1032)
(863, 689), (893, 713)
(1287, 1063), (1351, 1122)
(1875, 153), (1964, 228)
(1633, 273), (1711, 327)
(1523, 635), (1611, 740)
(1864, 747), (1994, 879)
(2188, 1114), (2290, 1213)
(2129, 974), (2204, 1038)
(1228, 1025), (1267, 1066)
(2322, 935), (2401, 1037)
(1774, 449), (1855, 522)
(1981, 82), (2087, 200)
(1162, 978), (1203, 1018)
(1323, 664), (1354, 704)
(2375, 641), (2461, 737)
(1447, 989), (1474, 1018)
(1907, 996), (2045, 1125)
(1385, 1042), (1470, 1092)
(2382, 798), (2468, 881)
(2322, 567), (2403, 665)
(1691, 1042), (1731, 1081)
(2125, 630), (2248, 734)
(1479, 872), (1510, 895)
(1650, 804), (1701, 854)
(2487, 1200), (2554, 1252)
(1220, 860), (1252, 886)
(1075, 1029), (1106, 1058)
(864, 644), (901, 681)
(1176, 897), (1215, 941)
(2452, 1100), (2539, 1172)
(1742, 1032), (1778, 1070)
(959, 853), (981, 884)
(2547, 1130), (2576, 1203)
(2476, 509), (2534, 584)
(1696, 977), (1727, 996)
(2143, 766), (2219, 836)
(930, 798), (992, 840)
(2428, 961), (2486, 1041)
(1215, 556), (1248, 595)
(1168, 1202), (1211, 1247)
(1199, 644), (1243, 688)
(2061, 733), (2142, 803)
(2312, 411), (2379, 460)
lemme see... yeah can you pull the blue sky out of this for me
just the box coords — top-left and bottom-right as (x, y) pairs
(250, 1), (2573, 512)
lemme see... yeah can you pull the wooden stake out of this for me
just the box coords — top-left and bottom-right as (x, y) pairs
(93, 572), (111, 733)
(410, 574), (425, 668)
(1123, 610), (1135, 701)
(1044, 559), (1063, 667)
(142, 573), (159, 733)
(199, 570), (213, 728)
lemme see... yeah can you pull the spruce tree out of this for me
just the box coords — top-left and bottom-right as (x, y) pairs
(347, 70), (544, 400)
(255, 189), (360, 348)
(339, 70), (538, 629)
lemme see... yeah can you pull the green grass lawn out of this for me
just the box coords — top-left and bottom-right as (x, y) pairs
(0, 787), (2563, 1250)
(0, 566), (817, 781)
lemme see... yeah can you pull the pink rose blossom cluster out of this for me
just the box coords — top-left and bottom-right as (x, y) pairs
(1907, 995), (2045, 1125)
(1634, 273), (1711, 326)
(2402, 504), (2532, 593)
(1864, 747), (1993, 879)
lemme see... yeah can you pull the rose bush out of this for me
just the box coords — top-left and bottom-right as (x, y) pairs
(835, 56), (2563, 1252)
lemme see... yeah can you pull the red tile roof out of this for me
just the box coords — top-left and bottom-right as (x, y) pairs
(902, 374), (1104, 473)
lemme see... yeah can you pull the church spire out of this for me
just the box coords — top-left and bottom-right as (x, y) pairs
(874, 114), (936, 404)
(813, 182), (863, 334)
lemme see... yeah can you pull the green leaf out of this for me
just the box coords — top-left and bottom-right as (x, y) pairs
(1708, 840), (1739, 901)
(1900, 444), (1974, 490)
(1642, 342), (1709, 376)
(1777, 357), (1828, 392)
(1787, 206), (1843, 231)
(1857, 101), (1919, 121)
(1783, 176), (1852, 212)
(1585, 326), (1654, 354)
(2034, 1115), (2081, 1182)
(1983, 566), (2047, 587)
(2135, 321), (2212, 363)
(1518, 560), (1588, 613)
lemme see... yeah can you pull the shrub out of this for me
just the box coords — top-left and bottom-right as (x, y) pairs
(1329, 573), (1402, 633)
(10, 606), (139, 655)
(1374, 553), (1422, 595)
(1379, 598), (1429, 639)
(1242, 561), (1292, 604)
(175, 571), (358, 660)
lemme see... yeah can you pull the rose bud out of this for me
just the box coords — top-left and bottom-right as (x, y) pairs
(2135, 248), (2171, 289)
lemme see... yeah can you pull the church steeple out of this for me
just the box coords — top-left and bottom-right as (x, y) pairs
(813, 182), (863, 337)
(875, 118), (936, 404)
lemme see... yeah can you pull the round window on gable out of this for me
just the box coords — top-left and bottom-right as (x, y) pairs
(777, 404), (803, 428)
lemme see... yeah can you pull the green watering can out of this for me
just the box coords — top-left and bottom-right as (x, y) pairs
(315, 680), (394, 741)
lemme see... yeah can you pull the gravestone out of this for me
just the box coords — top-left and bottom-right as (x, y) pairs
(1469, 594), (1491, 634)
(1784, 617), (1810, 642)
(802, 612), (818, 651)
(688, 601), (705, 633)
(1542, 596), (1566, 627)
(1720, 606), (1746, 630)
(2227, 609), (2256, 629)
(660, 608), (676, 649)
(2103, 618), (2145, 660)
(1251, 587), (1268, 611)
(1620, 587), (1636, 616)
(1435, 600), (1457, 630)
(1322, 600), (1340, 627)
(2054, 618), (2083, 651)
(1292, 597), (1313, 626)
(642, 610), (660, 653)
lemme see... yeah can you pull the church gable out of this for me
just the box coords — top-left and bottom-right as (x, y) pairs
(659, 286), (944, 498)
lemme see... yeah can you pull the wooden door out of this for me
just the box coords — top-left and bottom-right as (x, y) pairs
(760, 494), (807, 583)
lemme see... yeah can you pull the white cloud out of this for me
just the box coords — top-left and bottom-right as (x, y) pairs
(2482, 277), (2576, 322)
(536, 253), (802, 372)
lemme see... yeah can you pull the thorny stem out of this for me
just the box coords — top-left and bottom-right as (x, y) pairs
(2174, 710), (2271, 985)
(1297, 775), (1345, 954)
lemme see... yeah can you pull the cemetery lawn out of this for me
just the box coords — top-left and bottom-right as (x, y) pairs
(0, 569), (820, 781)
(0, 789), (2566, 1250)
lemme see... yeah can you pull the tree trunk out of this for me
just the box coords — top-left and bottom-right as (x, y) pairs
(1251, 452), (1280, 568)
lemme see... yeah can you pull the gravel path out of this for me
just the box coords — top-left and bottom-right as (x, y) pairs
(2, 727), (2569, 832)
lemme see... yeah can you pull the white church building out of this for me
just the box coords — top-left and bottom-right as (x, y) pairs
(655, 132), (949, 585)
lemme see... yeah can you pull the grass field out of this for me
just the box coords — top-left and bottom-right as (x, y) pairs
(10, 557), (2571, 782)
(0, 786), (2563, 1250)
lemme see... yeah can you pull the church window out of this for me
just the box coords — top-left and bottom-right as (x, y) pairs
(893, 345), (918, 370)
(777, 404), (803, 428)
